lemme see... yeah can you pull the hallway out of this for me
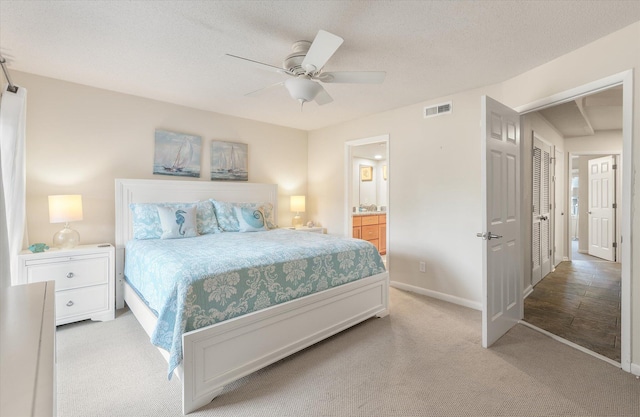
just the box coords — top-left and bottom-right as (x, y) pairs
(524, 259), (621, 362)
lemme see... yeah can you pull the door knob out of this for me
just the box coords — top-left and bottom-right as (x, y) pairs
(539, 215), (548, 221)
(476, 232), (503, 240)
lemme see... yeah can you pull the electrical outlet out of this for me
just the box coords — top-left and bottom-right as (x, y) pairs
(419, 261), (426, 273)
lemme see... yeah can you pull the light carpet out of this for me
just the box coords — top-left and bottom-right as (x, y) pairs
(56, 288), (640, 416)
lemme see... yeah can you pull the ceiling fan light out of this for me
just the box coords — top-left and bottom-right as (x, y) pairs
(284, 78), (322, 103)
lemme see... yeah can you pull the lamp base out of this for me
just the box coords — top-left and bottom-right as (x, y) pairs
(292, 213), (303, 229)
(53, 224), (80, 249)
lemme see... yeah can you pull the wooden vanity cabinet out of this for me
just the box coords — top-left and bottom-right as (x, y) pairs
(352, 216), (362, 239)
(352, 214), (386, 255)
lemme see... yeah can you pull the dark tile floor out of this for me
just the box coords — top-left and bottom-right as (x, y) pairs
(524, 259), (621, 362)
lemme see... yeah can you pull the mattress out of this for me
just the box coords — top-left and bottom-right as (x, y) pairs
(124, 229), (386, 377)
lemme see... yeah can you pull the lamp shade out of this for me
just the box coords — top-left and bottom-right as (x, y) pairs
(290, 195), (306, 213)
(284, 78), (322, 103)
(48, 195), (83, 223)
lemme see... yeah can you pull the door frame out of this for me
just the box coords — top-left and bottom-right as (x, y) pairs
(515, 70), (632, 372)
(344, 133), (390, 257)
(554, 147), (565, 266)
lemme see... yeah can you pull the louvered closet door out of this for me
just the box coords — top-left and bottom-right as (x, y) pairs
(532, 135), (552, 286)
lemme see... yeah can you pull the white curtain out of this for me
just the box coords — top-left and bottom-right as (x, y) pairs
(0, 84), (27, 288)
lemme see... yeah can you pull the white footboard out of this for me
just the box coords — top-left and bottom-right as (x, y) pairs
(182, 271), (388, 414)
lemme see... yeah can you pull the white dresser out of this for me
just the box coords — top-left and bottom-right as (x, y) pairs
(18, 244), (115, 325)
(0, 281), (56, 417)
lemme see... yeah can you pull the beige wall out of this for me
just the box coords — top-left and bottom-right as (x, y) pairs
(15, 72), (308, 246)
(309, 83), (501, 307)
(308, 22), (639, 368)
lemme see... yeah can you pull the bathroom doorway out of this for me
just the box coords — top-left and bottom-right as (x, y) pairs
(345, 135), (389, 267)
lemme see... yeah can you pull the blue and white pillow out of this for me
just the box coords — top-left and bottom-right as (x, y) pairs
(210, 200), (276, 232)
(157, 206), (198, 239)
(130, 201), (221, 239)
(234, 206), (268, 232)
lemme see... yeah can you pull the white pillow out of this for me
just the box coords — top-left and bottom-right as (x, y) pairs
(234, 206), (268, 232)
(157, 205), (198, 239)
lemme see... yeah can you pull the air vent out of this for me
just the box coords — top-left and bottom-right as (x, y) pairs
(424, 101), (452, 118)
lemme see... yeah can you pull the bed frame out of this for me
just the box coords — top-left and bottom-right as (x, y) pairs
(114, 179), (389, 414)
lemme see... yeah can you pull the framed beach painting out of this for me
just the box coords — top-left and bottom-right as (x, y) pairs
(210, 141), (248, 181)
(153, 129), (201, 177)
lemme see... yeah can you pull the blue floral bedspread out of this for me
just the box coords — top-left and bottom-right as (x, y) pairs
(124, 229), (386, 378)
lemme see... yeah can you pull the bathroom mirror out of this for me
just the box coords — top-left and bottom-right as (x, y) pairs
(351, 141), (388, 211)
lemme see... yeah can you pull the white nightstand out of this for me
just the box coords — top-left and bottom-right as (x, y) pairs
(281, 226), (325, 233)
(18, 243), (115, 326)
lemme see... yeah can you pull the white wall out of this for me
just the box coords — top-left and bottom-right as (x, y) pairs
(15, 72), (308, 246)
(308, 22), (640, 368)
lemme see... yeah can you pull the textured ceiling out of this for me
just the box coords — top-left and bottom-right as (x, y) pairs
(1, 1), (639, 131)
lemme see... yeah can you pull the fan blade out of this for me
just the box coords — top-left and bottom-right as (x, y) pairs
(317, 71), (386, 84)
(245, 81), (284, 97)
(314, 85), (333, 106)
(225, 53), (286, 74)
(301, 30), (344, 73)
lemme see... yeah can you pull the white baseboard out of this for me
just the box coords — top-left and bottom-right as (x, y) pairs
(563, 256), (569, 261)
(631, 363), (640, 376)
(390, 281), (482, 311)
(523, 285), (533, 298)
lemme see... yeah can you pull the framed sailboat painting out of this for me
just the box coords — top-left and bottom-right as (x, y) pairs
(153, 129), (201, 177)
(210, 141), (248, 181)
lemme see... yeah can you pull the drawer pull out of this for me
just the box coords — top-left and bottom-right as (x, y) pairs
(66, 272), (74, 278)
(66, 301), (74, 307)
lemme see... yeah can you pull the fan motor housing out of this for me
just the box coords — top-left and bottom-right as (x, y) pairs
(283, 40), (311, 75)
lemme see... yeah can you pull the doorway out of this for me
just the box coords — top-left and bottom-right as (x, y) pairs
(482, 70), (632, 373)
(522, 85), (624, 363)
(345, 135), (390, 266)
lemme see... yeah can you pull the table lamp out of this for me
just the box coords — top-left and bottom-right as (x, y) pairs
(49, 194), (83, 249)
(290, 195), (305, 228)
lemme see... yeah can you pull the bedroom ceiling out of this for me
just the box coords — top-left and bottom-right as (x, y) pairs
(1, 1), (639, 131)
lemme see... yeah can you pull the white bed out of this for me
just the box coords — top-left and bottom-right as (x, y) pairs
(114, 178), (389, 414)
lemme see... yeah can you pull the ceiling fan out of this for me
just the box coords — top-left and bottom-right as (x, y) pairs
(226, 30), (386, 108)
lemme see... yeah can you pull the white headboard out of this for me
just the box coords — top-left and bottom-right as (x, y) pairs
(114, 178), (278, 308)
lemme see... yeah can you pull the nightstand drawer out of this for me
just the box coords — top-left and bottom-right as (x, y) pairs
(27, 257), (109, 290)
(55, 284), (109, 321)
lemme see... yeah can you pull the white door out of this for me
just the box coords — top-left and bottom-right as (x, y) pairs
(554, 149), (565, 266)
(588, 155), (615, 261)
(480, 96), (522, 348)
(531, 134), (552, 286)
